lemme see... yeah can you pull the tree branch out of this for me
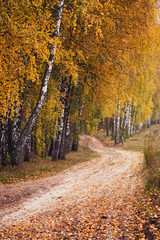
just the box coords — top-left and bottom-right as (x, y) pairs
(61, 34), (122, 68)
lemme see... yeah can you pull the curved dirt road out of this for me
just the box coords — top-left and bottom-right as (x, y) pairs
(0, 136), (143, 231)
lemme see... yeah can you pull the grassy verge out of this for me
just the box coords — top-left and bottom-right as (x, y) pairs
(144, 134), (160, 189)
(123, 124), (160, 152)
(0, 146), (99, 184)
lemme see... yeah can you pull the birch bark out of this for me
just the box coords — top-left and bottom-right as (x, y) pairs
(12, 0), (64, 166)
(1, 112), (10, 166)
(155, 113), (159, 124)
(111, 115), (116, 141)
(58, 79), (74, 159)
(127, 100), (132, 137)
(24, 134), (31, 162)
(124, 105), (129, 131)
(1, 122), (8, 166)
(11, 105), (21, 165)
(115, 102), (120, 145)
(52, 111), (64, 161)
(131, 106), (136, 136)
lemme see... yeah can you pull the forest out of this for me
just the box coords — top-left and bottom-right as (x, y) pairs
(1, 0), (160, 167)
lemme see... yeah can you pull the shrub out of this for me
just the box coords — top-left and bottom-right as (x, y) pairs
(144, 134), (160, 189)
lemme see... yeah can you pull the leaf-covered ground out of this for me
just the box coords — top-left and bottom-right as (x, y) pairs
(0, 136), (159, 239)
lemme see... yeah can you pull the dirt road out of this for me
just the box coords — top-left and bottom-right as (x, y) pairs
(0, 135), (143, 232)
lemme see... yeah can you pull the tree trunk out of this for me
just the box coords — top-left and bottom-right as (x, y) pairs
(1, 112), (9, 166)
(121, 109), (125, 129)
(59, 79), (74, 159)
(11, 106), (22, 165)
(24, 134), (31, 162)
(105, 117), (109, 136)
(48, 138), (53, 156)
(59, 107), (70, 159)
(8, 118), (12, 157)
(115, 102), (120, 145)
(11, 0), (64, 166)
(131, 106), (136, 136)
(31, 134), (37, 155)
(147, 115), (151, 128)
(52, 111), (64, 161)
(155, 113), (159, 124)
(71, 122), (79, 152)
(127, 100), (132, 137)
(0, 122), (2, 156)
(65, 120), (71, 153)
(111, 115), (116, 141)
(137, 122), (143, 133)
(124, 105), (129, 135)
(1, 123), (8, 166)
(72, 142), (79, 151)
(44, 130), (50, 158)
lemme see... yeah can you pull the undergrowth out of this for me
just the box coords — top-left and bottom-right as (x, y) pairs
(144, 134), (160, 189)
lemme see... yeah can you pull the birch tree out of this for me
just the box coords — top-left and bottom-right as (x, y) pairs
(11, 0), (64, 166)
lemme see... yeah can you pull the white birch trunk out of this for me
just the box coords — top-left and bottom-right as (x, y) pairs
(124, 105), (129, 130)
(112, 114), (116, 140)
(24, 134), (31, 162)
(52, 109), (64, 161)
(127, 100), (132, 137)
(138, 122), (143, 133)
(147, 114), (151, 128)
(115, 102), (120, 145)
(12, 0), (64, 166)
(121, 111), (125, 129)
(65, 120), (71, 153)
(155, 113), (159, 124)
(131, 106), (136, 136)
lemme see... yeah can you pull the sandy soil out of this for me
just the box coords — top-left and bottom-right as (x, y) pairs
(0, 135), (143, 229)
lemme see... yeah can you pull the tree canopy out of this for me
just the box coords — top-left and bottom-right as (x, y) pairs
(1, 0), (160, 165)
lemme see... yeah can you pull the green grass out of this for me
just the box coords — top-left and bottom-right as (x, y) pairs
(124, 125), (160, 189)
(144, 135), (160, 189)
(0, 146), (99, 184)
(123, 125), (160, 153)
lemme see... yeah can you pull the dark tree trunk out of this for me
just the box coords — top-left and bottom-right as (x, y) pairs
(11, 106), (22, 165)
(31, 134), (37, 155)
(52, 114), (64, 161)
(65, 120), (71, 153)
(1, 113), (9, 166)
(127, 100), (132, 137)
(0, 122), (2, 156)
(44, 130), (49, 158)
(59, 107), (70, 159)
(11, 0), (64, 166)
(71, 121), (79, 152)
(155, 114), (159, 124)
(24, 134), (31, 162)
(147, 115), (151, 128)
(58, 77), (74, 160)
(52, 139), (61, 161)
(1, 125), (8, 166)
(115, 102), (120, 145)
(8, 118), (12, 156)
(48, 138), (53, 156)
(131, 106), (136, 136)
(105, 117), (109, 136)
(111, 115), (116, 140)
(71, 142), (78, 151)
